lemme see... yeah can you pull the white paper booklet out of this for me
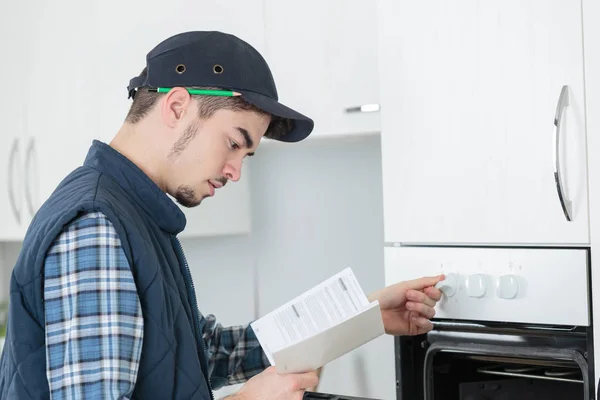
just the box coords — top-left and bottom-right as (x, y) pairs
(250, 267), (385, 374)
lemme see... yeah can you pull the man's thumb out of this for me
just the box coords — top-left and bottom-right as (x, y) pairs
(405, 274), (445, 290)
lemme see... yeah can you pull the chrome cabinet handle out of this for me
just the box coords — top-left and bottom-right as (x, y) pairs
(344, 104), (380, 113)
(24, 137), (37, 217)
(553, 85), (572, 222)
(8, 137), (21, 224)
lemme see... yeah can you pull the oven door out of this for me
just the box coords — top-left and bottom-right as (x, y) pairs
(395, 322), (594, 400)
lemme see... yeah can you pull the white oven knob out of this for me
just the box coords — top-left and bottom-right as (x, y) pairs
(496, 274), (519, 299)
(435, 273), (458, 297)
(465, 274), (487, 298)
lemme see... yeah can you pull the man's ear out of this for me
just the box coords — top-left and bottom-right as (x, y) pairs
(160, 87), (193, 128)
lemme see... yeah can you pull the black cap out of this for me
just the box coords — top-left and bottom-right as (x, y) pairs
(127, 31), (313, 143)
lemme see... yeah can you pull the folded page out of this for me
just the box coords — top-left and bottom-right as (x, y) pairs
(251, 267), (373, 364)
(272, 301), (385, 373)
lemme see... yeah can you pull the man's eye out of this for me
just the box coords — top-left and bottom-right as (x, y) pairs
(230, 140), (240, 150)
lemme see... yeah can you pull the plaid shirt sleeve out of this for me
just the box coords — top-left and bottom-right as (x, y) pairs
(202, 314), (271, 389)
(43, 211), (144, 400)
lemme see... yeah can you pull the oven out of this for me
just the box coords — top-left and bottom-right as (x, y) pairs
(384, 246), (595, 399)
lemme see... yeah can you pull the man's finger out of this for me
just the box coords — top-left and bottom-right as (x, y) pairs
(424, 286), (443, 302)
(405, 275), (445, 291)
(406, 301), (436, 319)
(406, 289), (436, 308)
(412, 315), (434, 332)
(290, 371), (320, 390)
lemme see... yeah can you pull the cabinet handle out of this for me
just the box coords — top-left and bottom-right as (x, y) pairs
(8, 137), (21, 224)
(344, 104), (380, 113)
(553, 85), (572, 222)
(24, 138), (37, 217)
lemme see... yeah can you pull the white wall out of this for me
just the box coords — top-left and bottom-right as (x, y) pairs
(182, 134), (395, 399)
(253, 135), (395, 398)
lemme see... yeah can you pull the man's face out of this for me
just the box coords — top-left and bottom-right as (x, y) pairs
(162, 94), (270, 207)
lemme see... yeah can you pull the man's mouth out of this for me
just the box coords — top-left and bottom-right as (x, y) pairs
(210, 178), (227, 189)
(208, 179), (227, 196)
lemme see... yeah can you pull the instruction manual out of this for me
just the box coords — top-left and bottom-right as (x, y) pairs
(251, 267), (385, 374)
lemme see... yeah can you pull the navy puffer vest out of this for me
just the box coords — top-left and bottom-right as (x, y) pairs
(0, 140), (213, 399)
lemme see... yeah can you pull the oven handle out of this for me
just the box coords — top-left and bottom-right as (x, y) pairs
(432, 321), (487, 329)
(432, 320), (579, 333)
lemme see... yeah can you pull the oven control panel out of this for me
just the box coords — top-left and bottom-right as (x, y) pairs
(435, 272), (520, 300)
(384, 246), (590, 326)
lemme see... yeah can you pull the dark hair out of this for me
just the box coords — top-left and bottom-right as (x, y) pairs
(125, 68), (291, 140)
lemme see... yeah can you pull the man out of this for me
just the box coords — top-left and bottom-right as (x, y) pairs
(0, 31), (443, 399)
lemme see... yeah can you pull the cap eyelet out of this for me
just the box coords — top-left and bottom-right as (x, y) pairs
(175, 64), (186, 74)
(213, 64), (224, 74)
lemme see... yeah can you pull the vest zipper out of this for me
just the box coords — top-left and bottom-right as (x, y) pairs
(173, 236), (215, 400)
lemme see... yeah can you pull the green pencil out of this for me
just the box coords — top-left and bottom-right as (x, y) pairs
(148, 87), (241, 97)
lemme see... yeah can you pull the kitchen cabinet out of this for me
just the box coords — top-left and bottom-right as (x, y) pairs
(377, 0), (589, 245)
(582, 0), (600, 389)
(0, 111), (28, 242)
(0, 100), (27, 241)
(263, 0), (381, 138)
(0, 1), (32, 240)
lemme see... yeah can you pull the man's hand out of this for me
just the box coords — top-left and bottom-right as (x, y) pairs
(368, 275), (444, 336)
(231, 366), (319, 400)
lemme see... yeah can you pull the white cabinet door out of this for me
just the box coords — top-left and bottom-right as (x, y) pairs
(0, 110), (27, 241)
(0, 133), (25, 241)
(0, 83), (26, 241)
(377, 0), (588, 245)
(264, 0), (381, 138)
(0, 1), (31, 240)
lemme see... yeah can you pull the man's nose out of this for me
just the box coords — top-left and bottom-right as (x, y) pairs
(223, 160), (241, 182)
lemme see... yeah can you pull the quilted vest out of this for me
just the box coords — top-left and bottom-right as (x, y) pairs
(0, 140), (214, 399)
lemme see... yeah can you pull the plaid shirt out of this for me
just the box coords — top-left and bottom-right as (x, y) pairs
(43, 212), (269, 399)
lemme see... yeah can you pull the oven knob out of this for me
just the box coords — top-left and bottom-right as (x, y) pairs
(435, 273), (458, 297)
(465, 274), (487, 298)
(496, 274), (519, 299)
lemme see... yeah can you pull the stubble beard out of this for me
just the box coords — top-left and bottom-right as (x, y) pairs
(175, 185), (204, 208)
